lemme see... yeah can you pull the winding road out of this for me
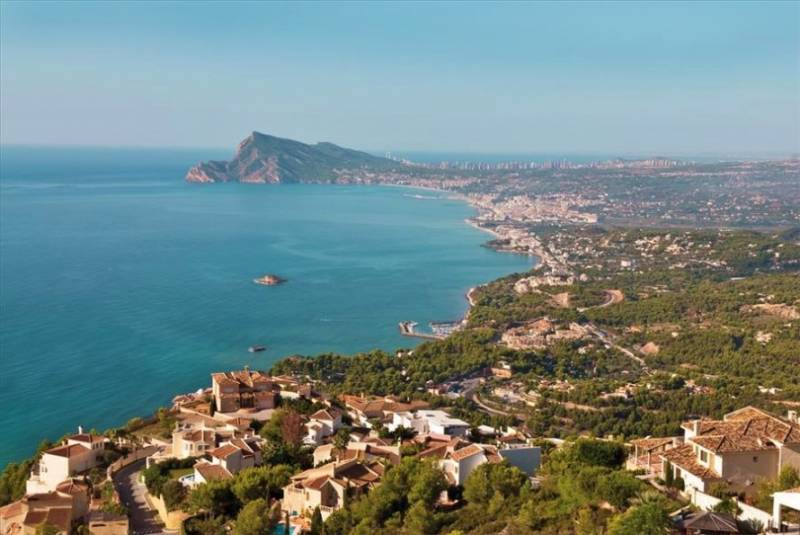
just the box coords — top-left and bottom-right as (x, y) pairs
(112, 459), (169, 535)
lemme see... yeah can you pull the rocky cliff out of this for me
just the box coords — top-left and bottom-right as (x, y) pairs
(186, 131), (397, 183)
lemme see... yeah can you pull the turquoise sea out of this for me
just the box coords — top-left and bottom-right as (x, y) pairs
(0, 147), (534, 468)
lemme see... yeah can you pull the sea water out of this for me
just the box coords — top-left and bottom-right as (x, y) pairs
(0, 146), (534, 467)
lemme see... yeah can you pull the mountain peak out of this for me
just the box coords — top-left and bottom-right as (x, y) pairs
(187, 132), (396, 184)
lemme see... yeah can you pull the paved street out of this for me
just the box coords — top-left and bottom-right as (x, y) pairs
(112, 459), (169, 535)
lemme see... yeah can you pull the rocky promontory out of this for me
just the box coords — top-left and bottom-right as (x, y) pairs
(186, 131), (398, 184)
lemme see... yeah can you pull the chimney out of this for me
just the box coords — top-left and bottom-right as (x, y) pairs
(788, 410), (798, 423)
(78, 425), (84, 435)
(692, 420), (701, 435)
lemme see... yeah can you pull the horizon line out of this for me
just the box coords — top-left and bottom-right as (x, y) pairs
(2, 143), (798, 160)
(1, 142), (798, 163)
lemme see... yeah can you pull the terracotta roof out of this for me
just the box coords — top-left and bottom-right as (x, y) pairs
(289, 459), (383, 492)
(630, 437), (675, 451)
(724, 406), (775, 422)
(67, 433), (105, 444)
(449, 444), (485, 462)
(271, 375), (300, 386)
(182, 429), (216, 444)
(226, 418), (254, 430)
(684, 408), (800, 447)
(23, 507), (71, 531)
(24, 493), (72, 507)
(340, 445), (400, 465)
(692, 433), (773, 454)
(213, 370), (272, 389)
(209, 444), (241, 459)
(497, 434), (527, 445)
(45, 444), (91, 458)
(417, 443), (449, 459)
(310, 408), (341, 421)
(229, 438), (258, 454)
(303, 475), (345, 491)
(22, 511), (47, 527)
(194, 462), (232, 481)
(212, 373), (238, 386)
(482, 445), (503, 464)
(0, 500), (25, 520)
(682, 511), (740, 533)
(660, 444), (720, 480)
(343, 395), (429, 416)
(336, 462), (381, 486)
(55, 479), (89, 495)
(687, 419), (800, 454)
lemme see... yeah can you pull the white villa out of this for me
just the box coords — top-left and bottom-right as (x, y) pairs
(26, 433), (106, 494)
(304, 408), (343, 446)
(388, 410), (470, 438)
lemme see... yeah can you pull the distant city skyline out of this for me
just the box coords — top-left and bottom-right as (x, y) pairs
(1, 1), (798, 156)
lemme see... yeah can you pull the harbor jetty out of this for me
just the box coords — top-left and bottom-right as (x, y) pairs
(399, 320), (462, 340)
(398, 321), (442, 340)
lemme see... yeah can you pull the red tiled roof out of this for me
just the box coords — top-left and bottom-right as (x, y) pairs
(660, 444), (720, 480)
(23, 507), (71, 531)
(55, 479), (89, 495)
(67, 433), (105, 444)
(310, 408), (341, 421)
(449, 444), (484, 462)
(45, 444), (91, 459)
(195, 462), (232, 481)
(682, 511), (738, 533)
(724, 406), (775, 422)
(0, 500), (25, 520)
(630, 437), (675, 451)
(417, 443), (449, 459)
(213, 370), (272, 389)
(209, 444), (240, 459)
(684, 407), (800, 447)
(183, 429), (216, 444)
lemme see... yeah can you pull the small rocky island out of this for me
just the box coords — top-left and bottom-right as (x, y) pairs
(253, 274), (286, 286)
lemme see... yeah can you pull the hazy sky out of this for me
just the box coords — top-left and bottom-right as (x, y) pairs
(1, 1), (798, 156)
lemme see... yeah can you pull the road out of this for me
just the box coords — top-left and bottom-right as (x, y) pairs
(462, 379), (528, 420)
(113, 459), (169, 535)
(586, 323), (648, 369)
(577, 289), (624, 312)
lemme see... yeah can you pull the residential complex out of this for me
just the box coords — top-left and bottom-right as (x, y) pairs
(627, 407), (800, 498)
(211, 368), (277, 414)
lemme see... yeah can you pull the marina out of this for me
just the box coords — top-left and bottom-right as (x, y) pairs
(398, 320), (462, 340)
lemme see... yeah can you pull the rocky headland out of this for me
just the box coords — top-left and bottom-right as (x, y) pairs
(186, 131), (398, 184)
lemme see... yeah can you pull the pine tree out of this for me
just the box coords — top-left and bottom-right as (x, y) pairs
(310, 506), (323, 535)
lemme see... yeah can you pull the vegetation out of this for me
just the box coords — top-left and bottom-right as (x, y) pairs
(142, 457), (197, 510)
(234, 498), (279, 535)
(316, 439), (676, 534)
(5, 225), (799, 534)
(182, 464), (293, 534)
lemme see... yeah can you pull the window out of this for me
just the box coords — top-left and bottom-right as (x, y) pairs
(699, 450), (708, 463)
(753, 456), (758, 463)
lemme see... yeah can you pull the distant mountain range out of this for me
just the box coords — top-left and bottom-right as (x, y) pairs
(186, 131), (398, 183)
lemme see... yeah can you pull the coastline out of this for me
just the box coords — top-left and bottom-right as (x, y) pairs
(387, 182), (546, 325)
(1, 179), (535, 470)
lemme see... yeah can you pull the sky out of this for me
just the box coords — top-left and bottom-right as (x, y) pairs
(1, 1), (798, 157)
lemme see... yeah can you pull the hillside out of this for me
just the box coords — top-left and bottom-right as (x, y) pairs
(186, 131), (399, 183)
